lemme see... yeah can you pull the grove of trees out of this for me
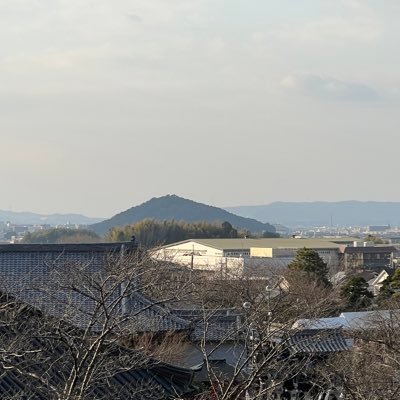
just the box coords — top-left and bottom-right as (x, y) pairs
(22, 228), (100, 244)
(105, 219), (243, 247)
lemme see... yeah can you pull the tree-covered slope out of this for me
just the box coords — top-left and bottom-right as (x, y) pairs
(90, 195), (276, 236)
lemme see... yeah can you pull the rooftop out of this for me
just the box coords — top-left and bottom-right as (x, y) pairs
(164, 238), (345, 251)
(0, 241), (137, 253)
(0, 242), (240, 340)
(0, 298), (195, 399)
(344, 246), (396, 254)
(288, 329), (352, 354)
(294, 310), (400, 331)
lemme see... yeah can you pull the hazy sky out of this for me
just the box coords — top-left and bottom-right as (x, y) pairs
(2, 0), (400, 217)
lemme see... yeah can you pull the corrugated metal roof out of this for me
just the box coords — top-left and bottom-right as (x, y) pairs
(293, 317), (346, 330)
(162, 238), (343, 250)
(294, 310), (400, 331)
(340, 310), (400, 330)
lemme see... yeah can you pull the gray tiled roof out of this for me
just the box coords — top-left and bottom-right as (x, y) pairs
(0, 351), (195, 400)
(0, 242), (190, 333)
(0, 243), (242, 342)
(287, 329), (351, 354)
(191, 359), (247, 382)
(173, 308), (242, 341)
(127, 292), (191, 332)
(0, 300), (195, 399)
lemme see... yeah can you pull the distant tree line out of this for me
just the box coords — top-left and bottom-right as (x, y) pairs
(105, 219), (239, 247)
(105, 219), (279, 247)
(363, 234), (389, 244)
(21, 220), (279, 246)
(22, 228), (100, 244)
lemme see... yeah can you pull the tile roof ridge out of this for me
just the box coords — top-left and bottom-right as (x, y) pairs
(131, 291), (192, 327)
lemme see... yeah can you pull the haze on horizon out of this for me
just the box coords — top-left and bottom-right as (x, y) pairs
(2, 0), (400, 217)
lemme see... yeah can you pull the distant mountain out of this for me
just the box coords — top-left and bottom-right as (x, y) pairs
(90, 195), (276, 235)
(0, 210), (103, 226)
(226, 201), (400, 227)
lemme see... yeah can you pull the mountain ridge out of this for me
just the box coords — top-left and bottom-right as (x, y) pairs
(0, 210), (103, 226)
(226, 201), (400, 227)
(90, 194), (276, 235)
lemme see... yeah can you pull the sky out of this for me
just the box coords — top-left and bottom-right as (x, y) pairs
(1, 0), (400, 217)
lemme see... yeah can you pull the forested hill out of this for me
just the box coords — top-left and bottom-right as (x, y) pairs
(90, 195), (276, 236)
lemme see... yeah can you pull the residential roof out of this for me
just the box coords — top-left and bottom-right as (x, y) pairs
(0, 299), (195, 399)
(368, 269), (392, 286)
(287, 329), (351, 354)
(162, 238), (343, 251)
(0, 356), (195, 400)
(0, 242), (240, 342)
(191, 359), (246, 382)
(173, 308), (241, 342)
(340, 310), (400, 329)
(0, 242), (190, 333)
(125, 292), (192, 332)
(0, 242), (138, 253)
(293, 317), (347, 331)
(294, 310), (400, 331)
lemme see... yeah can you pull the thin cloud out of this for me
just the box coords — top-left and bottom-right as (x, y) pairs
(281, 74), (378, 101)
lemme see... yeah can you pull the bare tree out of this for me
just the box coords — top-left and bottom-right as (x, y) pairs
(316, 305), (400, 399)
(184, 264), (345, 399)
(0, 249), (195, 400)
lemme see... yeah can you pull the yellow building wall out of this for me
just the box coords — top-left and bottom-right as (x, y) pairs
(250, 247), (273, 257)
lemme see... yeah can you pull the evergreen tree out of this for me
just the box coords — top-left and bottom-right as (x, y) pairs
(364, 234), (388, 244)
(340, 276), (372, 310)
(288, 247), (330, 286)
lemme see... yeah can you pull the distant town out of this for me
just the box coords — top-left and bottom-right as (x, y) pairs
(2, 220), (399, 243)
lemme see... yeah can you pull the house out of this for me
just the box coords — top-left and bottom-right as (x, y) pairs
(256, 326), (352, 399)
(368, 269), (393, 296)
(172, 308), (245, 368)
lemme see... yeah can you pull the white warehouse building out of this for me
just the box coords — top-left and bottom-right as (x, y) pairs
(153, 238), (346, 273)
